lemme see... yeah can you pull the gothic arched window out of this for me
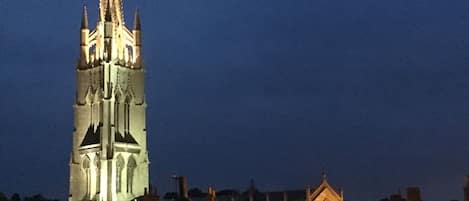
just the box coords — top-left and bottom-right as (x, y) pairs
(116, 155), (125, 193)
(124, 94), (132, 132)
(94, 154), (101, 193)
(115, 89), (124, 133)
(82, 156), (91, 198)
(127, 156), (137, 194)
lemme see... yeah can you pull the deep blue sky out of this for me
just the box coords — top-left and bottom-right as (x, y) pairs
(1, 0), (469, 201)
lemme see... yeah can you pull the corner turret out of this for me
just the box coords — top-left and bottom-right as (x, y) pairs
(79, 5), (89, 67)
(81, 5), (89, 29)
(133, 8), (143, 67)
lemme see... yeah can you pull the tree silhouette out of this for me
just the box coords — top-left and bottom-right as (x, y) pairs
(10, 193), (21, 201)
(0, 192), (8, 201)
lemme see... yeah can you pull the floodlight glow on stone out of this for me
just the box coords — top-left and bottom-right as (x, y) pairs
(69, 1), (149, 201)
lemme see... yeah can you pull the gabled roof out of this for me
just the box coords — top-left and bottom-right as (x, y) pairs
(265, 190), (305, 201)
(309, 177), (342, 201)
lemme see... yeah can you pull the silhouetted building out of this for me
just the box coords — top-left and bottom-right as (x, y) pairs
(261, 191), (304, 201)
(161, 175), (343, 201)
(381, 187), (423, 201)
(163, 192), (179, 200)
(136, 186), (160, 201)
(169, 176), (190, 201)
(389, 194), (405, 201)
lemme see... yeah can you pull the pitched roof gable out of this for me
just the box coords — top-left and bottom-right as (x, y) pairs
(309, 179), (342, 201)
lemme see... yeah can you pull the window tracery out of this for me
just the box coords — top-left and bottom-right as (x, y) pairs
(116, 155), (125, 193)
(127, 156), (137, 194)
(82, 156), (91, 198)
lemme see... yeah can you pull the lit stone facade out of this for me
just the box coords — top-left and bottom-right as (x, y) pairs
(69, 1), (149, 201)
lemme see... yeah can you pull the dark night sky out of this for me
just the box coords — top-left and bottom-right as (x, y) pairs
(1, 0), (469, 201)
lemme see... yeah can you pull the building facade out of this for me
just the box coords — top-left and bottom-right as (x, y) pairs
(68, 1), (149, 201)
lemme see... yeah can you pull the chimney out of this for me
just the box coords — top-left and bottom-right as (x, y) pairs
(249, 180), (255, 201)
(464, 176), (469, 201)
(406, 187), (422, 201)
(179, 177), (188, 199)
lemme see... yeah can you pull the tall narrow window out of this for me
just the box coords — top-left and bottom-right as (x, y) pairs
(89, 44), (97, 63)
(94, 154), (101, 193)
(127, 156), (137, 194)
(82, 156), (91, 198)
(116, 155), (125, 193)
(125, 94), (132, 132)
(115, 90), (123, 133)
(125, 102), (129, 132)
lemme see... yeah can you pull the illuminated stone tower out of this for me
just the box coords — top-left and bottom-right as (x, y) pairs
(69, 1), (149, 201)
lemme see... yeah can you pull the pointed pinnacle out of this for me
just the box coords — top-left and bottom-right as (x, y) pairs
(134, 8), (141, 30)
(105, 0), (112, 22)
(99, 8), (104, 22)
(321, 169), (327, 181)
(81, 5), (89, 29)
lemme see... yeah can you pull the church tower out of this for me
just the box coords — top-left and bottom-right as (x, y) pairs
(69, 1), (149, 201)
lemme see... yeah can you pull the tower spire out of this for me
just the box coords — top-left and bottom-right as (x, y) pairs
(105, 0), (112, 22)
(81, 5), (88, 29)
(134, 8), (141, 30)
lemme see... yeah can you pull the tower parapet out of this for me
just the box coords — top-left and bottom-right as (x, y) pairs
(78, 0), (143, 69)
(80, 6), (90, 67)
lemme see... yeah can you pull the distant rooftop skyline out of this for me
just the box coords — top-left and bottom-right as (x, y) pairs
(0, 1), (469, 201)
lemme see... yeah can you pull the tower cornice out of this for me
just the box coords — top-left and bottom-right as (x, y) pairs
(79, 1), (143, 69)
